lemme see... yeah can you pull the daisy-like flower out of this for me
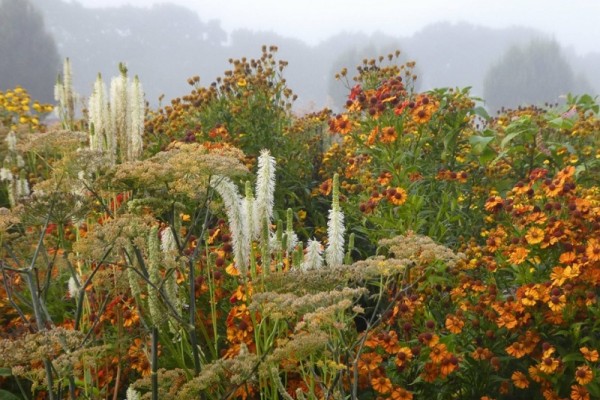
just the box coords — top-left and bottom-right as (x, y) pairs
(429, 343), (448, 364)
(571, 385), (590, 400)
(371, 376), (392, 394)
(387, 187), (408, 206)
(511, 371), (529, 389)
(525, 226), (545, 245)
(575, 365), (593, 385)
(445, 314), (464, 334)
(585, 238), (600, 262)
(395, 347), (413, 368)
(380, 126), (398, 144)
(509, 247), (529, 265)
(506, 341), (528, 358)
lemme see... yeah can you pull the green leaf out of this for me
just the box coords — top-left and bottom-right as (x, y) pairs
(500, 131), (523, 149)
(0, 390), (22, 400)
(561, 353), (584, 363)
(472, 106), (490, 120)
(0, 368), (11, 377)
(469, 135), (494, 154)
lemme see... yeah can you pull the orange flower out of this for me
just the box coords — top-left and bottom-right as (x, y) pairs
(506, 341), (528, 358)
(575, 365), (593, 385)
(377, 171), (392, 186)
(580, 347), (599, 362)
(380, 126), (398, 143)
(358, 353), (383, 372)
(429, 343), (448, 363)
(412, 105), (432, 124)
(511, 371), (529, 389)
(445, 314), (464, 334)
(319, 178), (332, 196)
(585, 238), (600, 262)
(485, 196), (504, 212)
(367, 126), (379, 146)
(509, 247), (529, 265)
(440, 353), (459, 376)
(391, 387), (413, 400)
(395, 347), (413, 368)
(528, 365), (546, 383)
(525, 226), (545, 245)
(571, 385), (590, 400)
(380, 331), (401, 353)
(371, 376), (392, 394)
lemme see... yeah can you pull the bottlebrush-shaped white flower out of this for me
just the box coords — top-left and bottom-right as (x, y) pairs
(88, 74), (109, 152)
(210, 176), (248, 272)
(302, 239), (324, 270)
(147, 225), (164, 327)
(128, 75), (145, 161)
(67, 275), (80, 299)
(253, 149), (276, 239)
(161, 227), (179, 309)
(325, 173), (345, 266)
(109, 66), (129, 163)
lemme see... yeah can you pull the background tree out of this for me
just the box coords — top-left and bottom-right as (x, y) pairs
(483, 38), (592, 112)
(0, 0), (60, 103)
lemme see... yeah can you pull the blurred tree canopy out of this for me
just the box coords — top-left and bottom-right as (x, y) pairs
(0, 0), (60, 103)
(483, 39), (592, 112)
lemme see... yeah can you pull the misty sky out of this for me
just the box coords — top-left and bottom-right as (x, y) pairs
(73, 0), (600, 55)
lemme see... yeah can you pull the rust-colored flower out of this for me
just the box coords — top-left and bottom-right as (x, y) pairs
(429, 343), (448, 364)
(440, 353), (459, 376)
(571, 385), (590, 400)
(511, 371), (529, 389)
(575, 365), (593, 385)
(380, 126), (398, 144)
(412, 105), (432, 124)
(395, 347), (413, 368)
(358, 352), (383, 372)
(371, 376), (392, 394)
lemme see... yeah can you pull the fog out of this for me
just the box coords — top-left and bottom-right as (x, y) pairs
(5, 0), (600, 111)
(75, 0), (600, 55)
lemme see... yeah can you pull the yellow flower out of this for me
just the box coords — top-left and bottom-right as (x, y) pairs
(237, 77), (247, 87)
(525, 226), (544, 245)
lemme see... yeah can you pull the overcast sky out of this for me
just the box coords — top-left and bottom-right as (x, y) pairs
(74, 0), (600, 55)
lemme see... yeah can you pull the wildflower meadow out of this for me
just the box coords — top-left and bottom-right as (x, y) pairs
(0, 47), (599, 400)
